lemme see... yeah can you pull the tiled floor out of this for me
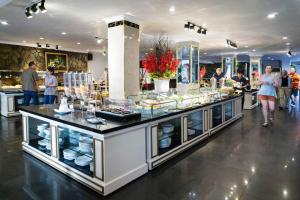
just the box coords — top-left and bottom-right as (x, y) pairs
(0, 106), (300, 200)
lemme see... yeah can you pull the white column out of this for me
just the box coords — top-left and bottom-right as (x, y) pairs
(105, 15), (140, 99)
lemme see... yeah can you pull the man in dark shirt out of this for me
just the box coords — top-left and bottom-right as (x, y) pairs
(22, 61), (39, 105)
(231, 69), (248, 108)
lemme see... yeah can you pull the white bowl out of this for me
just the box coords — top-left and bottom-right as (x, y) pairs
(159, 137), (172, 148)
(161, 124), (174, 134)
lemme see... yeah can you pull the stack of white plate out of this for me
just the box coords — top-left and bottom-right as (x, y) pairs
(37, 124), (48, 137)
(159, 137), (172, 148)
(75, 155), (92, 167)
(79, 137), (93, 153)
(63, 149), (77, 161)
(161, 124), (174, 134)
(38, 139), (48, 147)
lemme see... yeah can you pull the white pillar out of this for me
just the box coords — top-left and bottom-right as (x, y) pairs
(105, 15), (140, 99)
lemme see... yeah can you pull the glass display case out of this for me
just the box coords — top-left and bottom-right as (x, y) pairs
(224, 101), (233, 121)
(157, 117), (182, 155)
(187, 110), (204, 141)
(212, 104), (223, 127)
(28, 117), (51, 156)
(177, 44), (199, 84)
(57, 126), (94, 176)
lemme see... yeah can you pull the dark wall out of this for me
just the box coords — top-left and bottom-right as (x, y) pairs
(0, 43), (88, 71)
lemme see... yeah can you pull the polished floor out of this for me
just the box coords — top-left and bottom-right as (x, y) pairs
(1, 106), (300, 200)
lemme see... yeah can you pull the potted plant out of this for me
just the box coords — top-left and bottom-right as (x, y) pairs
(142, 37), (179, 93)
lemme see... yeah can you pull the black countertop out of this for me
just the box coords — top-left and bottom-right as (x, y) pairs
(19, 95), (242, 134)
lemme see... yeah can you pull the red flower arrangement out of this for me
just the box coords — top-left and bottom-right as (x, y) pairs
(142, 49), (179, 79)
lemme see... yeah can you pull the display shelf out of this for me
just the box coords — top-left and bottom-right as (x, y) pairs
(58, 152), (93, 177)
(28, 138), (51, 156)
(224, 102), (233, 121)
(158, 133), (181, 155)
(57, 126), (94, 177)
(212, 105), (223, 127)
(187, 110), (204, 141)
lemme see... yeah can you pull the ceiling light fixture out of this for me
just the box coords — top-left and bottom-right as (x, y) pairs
(282, 36), (288, 40)
(61, 32), (67, 35)
(31, 4), (39, 14)
(1, 21), (8, 25)
(56, 45), (59, 50)
(252, 49), (256, 52)
(287, 49), (293, 57)
(36, 43), (41, 48)
(76, 42), (81, 45)
(184, 21), (207, 35)
(95, 37), (103, 44)
(25, 7), (32, 19)
(169, 6), (175, 13)
(40, 37), (44, 40)
(102, 51), (106, 56)
(45, 44), (50, 48)
(226, 39), (238, 49)
(39, 0), (47, 13)
(267, 12), (278, 19)
(22, 40), (27, 43)
(286, 42), (291, 46)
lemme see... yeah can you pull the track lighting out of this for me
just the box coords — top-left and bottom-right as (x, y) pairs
(184, 21), (207, 35)
(287, 49), (293, 57)
(56, 45), (59, 50)
(103, 51), (107, 56)
(36, 43), (41, 48)
(46, 44), (50, 48)
(25, 8), (32, 19)
(226, 39), (238, 49)
(25, 0), (47, 19)
(39, 0), (47, 13)
(31, 4), (39, 14)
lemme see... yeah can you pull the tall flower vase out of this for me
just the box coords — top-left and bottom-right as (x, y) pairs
(154, 79), (170, 93)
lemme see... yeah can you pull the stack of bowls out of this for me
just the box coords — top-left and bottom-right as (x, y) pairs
(63, 149), (77, 161)
(79, 136), (93, 153)
(159, 124), (174, 148)
(74, 155), (93, 167)
(37, 124), (48, 138)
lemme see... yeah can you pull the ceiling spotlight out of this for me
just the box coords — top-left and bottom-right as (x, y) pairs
(189, 23), (195, 30)
(184, 22), (190, 30)
(25, 8), (32, 19)
(76, 42), (81, 45)
(31, 4), (39, 14)
(36, 43), (41, 48)
(169, 6), (175, 13)
(282, 36), (288, 40)
(197, 27), (202, 34)
(61, 32), (67, 35)
(102, 51), (106, 56)
(286, 42), (291, 46)
(201, 28), (207, 35)
(1, 21), (8, 25)
(56, 45), (59, 50)
(226, 39), (238, 49)
(40, 37), (44, 40)
(287, 49), (293, 57)
(252, 49), (256, 52)
(22, 40), (27, 43)
(45, 44), (50, 48)
(96, 37), (103, 44)
(39, 0), (47, 13)
(267, 12), (278, 19)
(245, 45), (249, 48)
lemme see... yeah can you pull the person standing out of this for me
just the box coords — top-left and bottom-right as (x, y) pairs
(44, 66), (58, 104)
(289, 67), (300, 107)
(258, 65), (278, 127)
(211, 68), (225, 88)
(22, 61), (39, 106)
(231, 69), (248, 108)
(278, 70), (291, 110)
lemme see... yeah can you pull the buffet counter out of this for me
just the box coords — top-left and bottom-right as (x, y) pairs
(0, 88), (64, 117)
(20, 95), (243, 196)
(244, 89), (259, 110)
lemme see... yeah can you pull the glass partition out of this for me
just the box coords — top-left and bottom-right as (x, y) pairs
(224, 101), (233, 121)
(212, 104), (223, 127)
